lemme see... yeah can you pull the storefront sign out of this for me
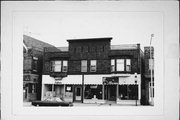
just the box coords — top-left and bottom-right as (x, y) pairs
(103, 77), (118, 84)
(66, 86), (71, 91)
(90, 85), (98, 89)
(55, 77), (63, 80)
(24, 75), (30, 81)
(55, 80), (62, 84)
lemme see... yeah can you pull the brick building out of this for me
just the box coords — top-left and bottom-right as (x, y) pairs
(41, 37), (148, 105)
(144, 46), (154, 105)
(23, 35), (55, 101)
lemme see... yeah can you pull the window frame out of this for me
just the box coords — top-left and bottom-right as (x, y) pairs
(111, 59), (115, 72)
(51, 60), (68, 72)
(62, 60), (68, 72)
(126, 59), (131, 72)
(116, 59), (125, 71)
(90, 60), (97, 72)
(111, 59), (131, 72)
(81, 60), (87, 72)
(32, 57), (38, 72)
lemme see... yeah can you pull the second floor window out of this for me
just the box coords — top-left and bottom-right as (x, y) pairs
(62, 60), (68, 72)
(111, 59), (131, 72)
(111, 59), (115, 72)
(117, 59), (124, 71)
(126, 59), (131, 72)
(51, 60), (68, 72)
(81, 60), (87, 72)
(32, 57), (38, 72)
(90, 60), (97, 72)
(51, 61), (62, 72)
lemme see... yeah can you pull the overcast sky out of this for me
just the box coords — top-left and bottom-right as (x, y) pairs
(20, 11), (162, 50)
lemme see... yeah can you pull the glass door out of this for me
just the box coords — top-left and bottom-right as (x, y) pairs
(75, 86), (82, 102)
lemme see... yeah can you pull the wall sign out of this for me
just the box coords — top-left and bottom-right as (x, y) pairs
(55, 81), (62, 84)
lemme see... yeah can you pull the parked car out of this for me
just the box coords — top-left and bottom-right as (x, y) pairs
(32, 97), (73, 107)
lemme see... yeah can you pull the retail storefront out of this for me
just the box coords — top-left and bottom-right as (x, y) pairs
(41, 74), (141, 105)
(23, 74), (39, 101)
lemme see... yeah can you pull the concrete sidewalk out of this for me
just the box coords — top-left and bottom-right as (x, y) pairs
(23, 101), (140, 107)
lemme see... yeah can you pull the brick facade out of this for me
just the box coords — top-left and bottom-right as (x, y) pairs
(23, 35), (55, 101)
(41, 37), (152, 105)
(43, 38), (142, 75)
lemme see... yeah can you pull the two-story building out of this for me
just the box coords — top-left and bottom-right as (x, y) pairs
(144, 46), (154, 105)
(23, 35), (55, 101)
(41, 37), (147, 105)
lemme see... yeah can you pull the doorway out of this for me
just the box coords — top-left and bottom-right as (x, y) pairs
(74, 86), (82, 102)
(104, 85), (117, 101)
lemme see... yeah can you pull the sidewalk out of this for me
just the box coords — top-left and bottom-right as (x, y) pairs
(23, 101), (140, 107)
(73, 101), (140, 107)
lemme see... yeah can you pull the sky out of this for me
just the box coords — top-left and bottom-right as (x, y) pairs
(20, 11), (162, 50)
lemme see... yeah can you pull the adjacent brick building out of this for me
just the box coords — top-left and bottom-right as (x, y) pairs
(23, 35), (55, 101)
(144, 46), (154, 105)
(41, 37), (148, 105)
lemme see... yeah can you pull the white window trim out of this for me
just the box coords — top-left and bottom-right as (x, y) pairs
(51, 60), (62, 72)
(62, 60), (68, 72)
(81, 60), (87, 72)
(90, 60), (97, 72)
(126, 59), (131, 72)
(116, 59), (125, 71)
(111, 59), (115, 72)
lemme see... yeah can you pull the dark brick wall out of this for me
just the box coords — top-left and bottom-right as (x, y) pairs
(23, 49), (43, 74)
(43, 51), (69, 74)
(68, 39), (111, 74)
(43, 39), (142, 75)
(23, 48), (43, 100)
(109, 49), (140, 74)
(68, 40), (110, 60)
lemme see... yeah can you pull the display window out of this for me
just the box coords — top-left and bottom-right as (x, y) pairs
(118, 85), (138, 100)
(84, 85), (102, 99)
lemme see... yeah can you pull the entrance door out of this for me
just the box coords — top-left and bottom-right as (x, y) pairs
(104, 85), (116, 101)
(108, 85), (116, 101)
(23, 86), (28, 101)
(74, 86), (82, 102)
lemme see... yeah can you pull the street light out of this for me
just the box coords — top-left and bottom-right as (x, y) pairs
(150, 34), (154, 105)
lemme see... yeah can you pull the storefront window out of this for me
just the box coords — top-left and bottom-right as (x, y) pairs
(84, 85), (102, 99)
(66, 85), (72, 92)
(118, 85), (138, 100)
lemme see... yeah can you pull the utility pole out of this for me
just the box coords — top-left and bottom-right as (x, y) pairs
(150, 34), (154, 105)
(82, 74), (84, 103)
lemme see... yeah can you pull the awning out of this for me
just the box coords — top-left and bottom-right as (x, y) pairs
(119, 74), (141, 85)
(42, 74), (141, 85)
(42, 75), (109, 85)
